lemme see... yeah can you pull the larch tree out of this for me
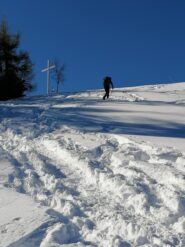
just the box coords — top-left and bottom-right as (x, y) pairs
(53, 59), (65, 94)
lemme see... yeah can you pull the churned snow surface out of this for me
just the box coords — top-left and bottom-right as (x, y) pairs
(0, 82), (185, 247)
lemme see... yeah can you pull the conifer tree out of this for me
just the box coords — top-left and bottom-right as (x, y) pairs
(0, 19), (34, 100)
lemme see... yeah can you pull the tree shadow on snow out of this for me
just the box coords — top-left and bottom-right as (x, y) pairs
(0, 99), (185, 139)
(53, 106), (185, 139)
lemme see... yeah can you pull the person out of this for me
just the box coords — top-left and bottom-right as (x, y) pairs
(103, 76), (114, 100)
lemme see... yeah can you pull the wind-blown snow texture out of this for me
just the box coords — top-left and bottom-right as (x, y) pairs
(0, 82), (185, 247)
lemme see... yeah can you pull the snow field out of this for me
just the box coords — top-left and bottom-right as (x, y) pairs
(1, 126), (185, 246)
(0, 82), (185, 246)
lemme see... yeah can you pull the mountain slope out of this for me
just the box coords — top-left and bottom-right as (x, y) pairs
(0, 82), (185, 247)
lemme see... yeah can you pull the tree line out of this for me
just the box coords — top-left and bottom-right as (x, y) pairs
(0, 19), (64, 100)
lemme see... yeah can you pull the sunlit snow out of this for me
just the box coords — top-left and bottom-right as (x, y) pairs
(0, 82), (185, 247)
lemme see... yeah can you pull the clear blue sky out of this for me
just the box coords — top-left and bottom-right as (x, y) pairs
(1, 0), (185, 95)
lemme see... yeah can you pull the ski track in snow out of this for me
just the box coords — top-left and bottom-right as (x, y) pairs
(0, 83), (185, 246)
(1, 129), (185, 246)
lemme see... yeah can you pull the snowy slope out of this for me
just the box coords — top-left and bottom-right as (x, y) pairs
(0, 82), (185, 247)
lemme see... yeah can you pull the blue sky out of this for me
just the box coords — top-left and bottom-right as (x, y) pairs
(1, 0), (185, 95)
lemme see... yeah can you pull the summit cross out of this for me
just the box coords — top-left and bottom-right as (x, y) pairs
(41, 60), (55, 95)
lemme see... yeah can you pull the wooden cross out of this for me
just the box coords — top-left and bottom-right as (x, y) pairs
(42, 60), (55, 95)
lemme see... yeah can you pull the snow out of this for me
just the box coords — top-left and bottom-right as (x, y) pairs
(0, 82), (185, 246)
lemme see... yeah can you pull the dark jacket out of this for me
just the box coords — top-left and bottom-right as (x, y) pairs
(103, 77), (113, 89)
